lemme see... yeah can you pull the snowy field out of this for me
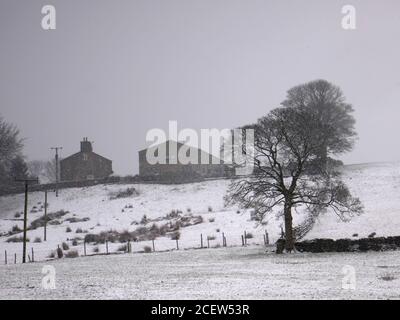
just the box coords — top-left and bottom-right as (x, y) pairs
(0, 245), (399, 300)
(1, 162), (400, 263)
(0, 162), (400, 299)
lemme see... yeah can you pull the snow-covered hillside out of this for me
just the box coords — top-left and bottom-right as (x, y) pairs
(0, 162), (399, 262)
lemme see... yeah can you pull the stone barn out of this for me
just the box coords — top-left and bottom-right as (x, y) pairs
(138, 140), (232, 183)
(60, 138), (113, 181)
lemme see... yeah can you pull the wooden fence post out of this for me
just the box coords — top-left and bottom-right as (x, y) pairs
(224, 235), (227, 247)
(4, 250), (7, 265)
(241, 235), (245, 246)
(207, 238), (210, 248)
(265, 230), (269, 245)
(106, 240), (109, 254)
(152, 239), (155, 252)
(14, 253), (17, 264)
(200, 234), (203, 249)
(84, 240), (87, 256)
(222, 233), (225, 247)
(176, 239), (179, 250)
(127, 240), (131, 253)
(263, 234), (266, 246)
(31, 248), (34, 262)
(244, 231), (247, 245)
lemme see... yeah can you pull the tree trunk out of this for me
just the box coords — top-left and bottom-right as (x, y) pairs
(319, 144), (328, 172)
(284, 202), (294, 252)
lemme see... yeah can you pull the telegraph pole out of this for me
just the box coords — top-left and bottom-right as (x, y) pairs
(15, 177), (39, 263)
(51, 146), (62, 197)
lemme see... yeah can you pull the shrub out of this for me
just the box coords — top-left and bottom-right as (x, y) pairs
(65, 250), (79, 258)
(34, 237), (42, 243)
(72, 239), (78, 246)
(62, 242), (69, 250)
(216, 228), (220, 233)
(208, 206), (213, 212)
(187, 208), (191, 213)
(66, 227), (72, 233)
(236, 210), (241, 214)
(76, 228), (83, 233)
(208, 218), (215, 223)
(207, 235), (216, 241)
(7, 236), (29, 243)
(14, 212), (21, 218)
(118, 244), (128, 252)
(143, 246), (152, 253)
(47, 251), (56, 259)
(93, 246), (99, 253)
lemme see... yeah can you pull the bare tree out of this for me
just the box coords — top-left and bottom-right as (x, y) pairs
(28, 159), (57, 183)
(0, 115), (24, 185)
(225, 105), (363, 252)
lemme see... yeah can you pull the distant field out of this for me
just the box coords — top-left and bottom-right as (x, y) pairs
(1, 246), (400, 299)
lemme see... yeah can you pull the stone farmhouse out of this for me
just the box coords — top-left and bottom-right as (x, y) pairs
(138, 140), (232, 182)
(60, 138), (113, 181)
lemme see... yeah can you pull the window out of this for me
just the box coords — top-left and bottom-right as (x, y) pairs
(83, 153), (88, 161)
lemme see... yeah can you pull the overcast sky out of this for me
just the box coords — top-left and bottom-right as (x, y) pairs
(1, 0), (399, 174)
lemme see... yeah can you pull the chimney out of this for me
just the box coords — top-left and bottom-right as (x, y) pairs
(80, 137), (93, 152)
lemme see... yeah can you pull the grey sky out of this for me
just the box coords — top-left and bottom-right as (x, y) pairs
(1, 0), (399, 174)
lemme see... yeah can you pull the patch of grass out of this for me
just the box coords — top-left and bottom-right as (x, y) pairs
(93, 246), (99, 253)
(65, 217), (90, 223)
(379, 274), (396, 281)
(66, 226), (72, 233)
(29, 210), (68, 229)
(109, 187), (139, 200)
(208, 218), (215, 223)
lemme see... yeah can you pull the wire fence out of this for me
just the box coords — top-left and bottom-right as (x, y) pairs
(2, 229), (276, 265)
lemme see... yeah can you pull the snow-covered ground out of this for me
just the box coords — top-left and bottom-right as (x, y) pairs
(0, 245), (399, 299)
(0, 162), (400, 262)
(1, 162), (400, 299)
